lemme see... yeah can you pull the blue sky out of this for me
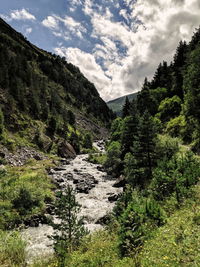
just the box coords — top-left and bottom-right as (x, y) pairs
(1, 0), (200, 101)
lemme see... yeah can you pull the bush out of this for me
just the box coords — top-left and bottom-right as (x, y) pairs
(118, 190), (165, 256)
(151, 151), (200, 202)
(104, 141), (122, 176)
(12, 187), (40, 216)
(82, 133), (93, 149)
(156, 135), (179, 160)
(166, 115), (186, 137)
(158, 95), (182, 122)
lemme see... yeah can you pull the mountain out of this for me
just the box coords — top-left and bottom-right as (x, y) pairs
(107, 92), (137, 116)
(0, 18), (113, 152)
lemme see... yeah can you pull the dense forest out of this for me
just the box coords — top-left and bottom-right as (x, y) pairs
(1, 18), (200, 267)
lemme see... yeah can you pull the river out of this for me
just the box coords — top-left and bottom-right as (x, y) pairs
(22, 142), (122, 262)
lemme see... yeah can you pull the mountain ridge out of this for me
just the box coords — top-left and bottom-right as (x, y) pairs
(107, 92), (138, 115)
(0, 17), (113, 152)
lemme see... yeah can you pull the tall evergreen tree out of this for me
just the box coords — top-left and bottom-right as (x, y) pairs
(121, 100), (139, 158)
(137, 78), (157, 115)
(171, 41), (188, 99)
(122, 96), (131, 118)
(125, 111), (157, 188)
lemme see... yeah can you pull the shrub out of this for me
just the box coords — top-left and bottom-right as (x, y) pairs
(166, 115), (186, 137)
(156, 135), (179, 160)
(104, 141), (122, 176)
(118, 190), (165, 256)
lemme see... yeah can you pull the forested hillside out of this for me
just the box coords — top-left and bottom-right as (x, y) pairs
(86, 27), (200, 266)
(0, 18), (113, 152)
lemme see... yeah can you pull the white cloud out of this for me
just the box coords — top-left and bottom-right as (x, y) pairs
(50, 0), (200, 101)
(42, 16), (59, 30)
(80, 0), (200, 100)
(25, 27), (32, 35)
(4, 8), (36, 21)
(42, 14), (86, 39)
(54, 47), (112, 99)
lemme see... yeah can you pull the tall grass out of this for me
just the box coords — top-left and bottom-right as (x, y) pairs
(0, 230), (26, 266)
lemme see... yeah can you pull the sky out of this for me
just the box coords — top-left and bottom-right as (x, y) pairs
(1, 0), (200, 101)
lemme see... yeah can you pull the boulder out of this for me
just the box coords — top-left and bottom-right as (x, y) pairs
(113, 175), (126, 188)
(58, 142), (76, 159)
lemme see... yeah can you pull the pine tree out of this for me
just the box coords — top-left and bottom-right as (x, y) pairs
(121, 100), (139, 158)
(122, 96), (130, 118)
(171, 41), (188, 99)
(125, 111), (157, 188)
(137, 78), (157, 115)
(50, 185), (88, 267)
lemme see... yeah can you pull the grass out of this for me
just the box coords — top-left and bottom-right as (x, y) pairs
(31, 230), (135, 267)
(139, 184), (200, 267)
(0, 230), (26, 267)
(0, 158), (56, 230)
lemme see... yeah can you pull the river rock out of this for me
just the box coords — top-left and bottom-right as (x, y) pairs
(108, 193), (120, 202)
(113, 175), (126, 188)
(54, 166), (67, 171)
(51, 175), (64, 188)
(63, 172), (73, 180)
(97, 165), (105, 172)
(95, 214), (110, 225)
(58, 141), (76, 159)
(75, 173), (98, 193)
(60, 158), (70, 165)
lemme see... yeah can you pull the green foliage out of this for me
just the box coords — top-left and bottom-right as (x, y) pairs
(166, 115), (186, 137)
(151, 151), (200, 202)
(122, 97), (130, 118)
(0, 18), (113, 152)
(82, 132), (93, 149)
(104, 141), (122, 176)
(158, 95), (182, 122)
(126, 111), (157, 188)
(121, 111), (138, 158)
(156, 135), (179, 160)
(0, 230), (26, 267)
(67, 110), (76, 125)
(0, 160), (54, 230)
(60, 230), (134, 267)
(12, 187), (40, 216)
(107, 93), (137, 116)
(118, 190), (166, 256)
(139, 187), (200, 266)
(50, 185), (88, 267)
(110, 117), (124, 142)
(87, 153), (106, 165)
